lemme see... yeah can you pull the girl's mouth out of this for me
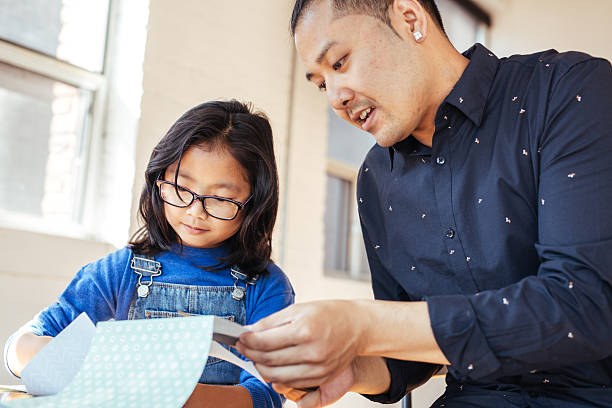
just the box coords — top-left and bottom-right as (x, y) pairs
(183, 224), (207, 234)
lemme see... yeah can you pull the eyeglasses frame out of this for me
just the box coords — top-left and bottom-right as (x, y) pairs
(155, 178), (252, 221)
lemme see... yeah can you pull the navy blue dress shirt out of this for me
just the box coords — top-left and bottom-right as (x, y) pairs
(358, 44), (612, 406)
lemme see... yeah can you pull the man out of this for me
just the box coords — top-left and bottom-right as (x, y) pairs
(236, 0), (612, 407)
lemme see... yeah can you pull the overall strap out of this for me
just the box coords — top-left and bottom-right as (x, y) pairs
(131, 253), (162, 298)
(230, 265), (259, 301)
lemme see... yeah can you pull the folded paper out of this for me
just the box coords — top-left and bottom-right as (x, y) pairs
(21, 313), (96, 396)
(7, 314), (265, 407)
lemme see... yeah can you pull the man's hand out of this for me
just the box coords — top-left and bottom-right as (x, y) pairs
(236, 300), (367, 388)
(237, 298), (446, 404)
(272, 362), (356, 408)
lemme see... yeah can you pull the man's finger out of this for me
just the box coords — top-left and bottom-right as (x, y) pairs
(238, 342), (323, 366)
(245, 304), (298, 332)
(297, 388), (322, 408)
(237, 322), (301, 354)
(271, 382), (293, 395)
(271, 383), (307, 402)
(255, 363), (333, 387)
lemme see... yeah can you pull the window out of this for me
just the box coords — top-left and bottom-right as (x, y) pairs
(0, 0), (111, 226)
(0, 0), (110, 73)
(323, 0), (490, 281)
(323, 109), (374, 281)
(324, 172), (351, 272)
(0, 61), (97, 223)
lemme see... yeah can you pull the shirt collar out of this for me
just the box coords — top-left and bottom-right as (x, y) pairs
(172, 243), (229, 262)
(444, 43), (500, 127)
(387, 43), (500, 168)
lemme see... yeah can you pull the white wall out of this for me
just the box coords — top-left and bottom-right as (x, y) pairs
(485, 0), (612, 62)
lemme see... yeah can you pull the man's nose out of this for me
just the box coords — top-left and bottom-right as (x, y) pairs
(328, 83), (354, 110)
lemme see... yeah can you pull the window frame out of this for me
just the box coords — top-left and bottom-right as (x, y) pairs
(324, 159), (370, 281)
(0, 39), (107, 239)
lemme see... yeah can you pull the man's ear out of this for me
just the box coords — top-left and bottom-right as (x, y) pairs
(388, 0), (429, 42)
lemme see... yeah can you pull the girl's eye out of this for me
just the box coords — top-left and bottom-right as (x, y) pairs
(318, 81), (327, 91)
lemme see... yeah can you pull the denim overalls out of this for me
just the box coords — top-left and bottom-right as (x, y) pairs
(127, 253), (253, 385)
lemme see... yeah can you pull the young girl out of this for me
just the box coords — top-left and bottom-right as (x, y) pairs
(4, 100), (294, 408)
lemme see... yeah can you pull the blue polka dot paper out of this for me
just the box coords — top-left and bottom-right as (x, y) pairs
(7, 316), (214, 408)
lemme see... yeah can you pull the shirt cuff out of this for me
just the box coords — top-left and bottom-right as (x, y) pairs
(426, 294), (502, 381)
(362, 358), (442, 404)
(240, 378), (283, 408)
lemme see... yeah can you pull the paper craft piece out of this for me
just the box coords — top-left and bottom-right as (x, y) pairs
(211, 316), (248, 346)
(209, 341), (266, 384)
(21, 313), (96, 396)
(0, 385), (26, 393)
(7, 315), (214, 408)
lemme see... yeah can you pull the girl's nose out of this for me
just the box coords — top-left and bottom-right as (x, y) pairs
(185, 198), (208, 219)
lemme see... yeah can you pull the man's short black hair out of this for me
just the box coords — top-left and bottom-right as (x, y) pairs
(290, 0), (445, 37)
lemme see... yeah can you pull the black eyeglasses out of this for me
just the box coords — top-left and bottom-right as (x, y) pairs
(156, 179), (252, 221)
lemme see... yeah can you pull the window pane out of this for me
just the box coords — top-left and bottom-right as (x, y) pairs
(349, 205), (371, 280)
(327, 107), (376, 168)
(324, 174), (352, 272)
(0, 0), (109, 72)
(0, 62), (92, 222)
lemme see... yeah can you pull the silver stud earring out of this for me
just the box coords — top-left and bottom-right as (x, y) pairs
(413, 31), (423, 41)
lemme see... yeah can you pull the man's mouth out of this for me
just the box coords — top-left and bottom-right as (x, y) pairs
(359, 107), (373, 121)
(353, 106), (376, 130)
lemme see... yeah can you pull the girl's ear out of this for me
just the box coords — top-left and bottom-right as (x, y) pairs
(389, 0), (429, 43)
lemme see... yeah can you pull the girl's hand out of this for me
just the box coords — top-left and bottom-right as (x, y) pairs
(7, 332), (53, 377)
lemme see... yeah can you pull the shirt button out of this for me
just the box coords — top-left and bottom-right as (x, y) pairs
(445, 228), (455, 239)
(436, 156), (446, 165)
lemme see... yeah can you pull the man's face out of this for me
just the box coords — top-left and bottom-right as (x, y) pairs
(295, 0), (431, 147)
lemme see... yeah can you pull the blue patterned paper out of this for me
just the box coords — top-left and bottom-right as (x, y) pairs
(7, 316), (213, 408)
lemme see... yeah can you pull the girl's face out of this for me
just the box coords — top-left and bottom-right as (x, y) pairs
(160, 145), (251, 249)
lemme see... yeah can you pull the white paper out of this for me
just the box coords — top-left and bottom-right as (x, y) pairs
(209, 341), (267, 384)
(211, 315), (248, 346)
(20, 313), (96, 396)
(0, 384), (26, 393)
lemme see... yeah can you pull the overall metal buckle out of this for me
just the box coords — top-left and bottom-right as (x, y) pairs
(230, 266), (258, 301)
(131, 256), (162, 298)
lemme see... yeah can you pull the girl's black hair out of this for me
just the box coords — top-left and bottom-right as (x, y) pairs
(129, 100), (279, 278)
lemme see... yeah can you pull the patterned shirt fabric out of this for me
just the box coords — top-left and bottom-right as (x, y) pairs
(359, 44), (612, 406)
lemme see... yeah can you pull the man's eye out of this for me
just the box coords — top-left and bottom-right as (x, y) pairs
(332, 56), (346, 71)
(318, 81), (327, 91)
